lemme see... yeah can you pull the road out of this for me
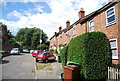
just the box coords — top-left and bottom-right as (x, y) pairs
(2, 53), (36, 80)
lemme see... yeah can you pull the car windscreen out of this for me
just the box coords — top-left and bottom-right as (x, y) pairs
(33, 50), (38, 53)
(38, 52), (45, 55)
(12, 48), (18, 51)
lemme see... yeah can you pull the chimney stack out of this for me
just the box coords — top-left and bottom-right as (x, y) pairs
(59, 26), (62, 32)
(78, 8), (85, 19)
(54, 32), (57, 35)
(66, 20), (70, 28)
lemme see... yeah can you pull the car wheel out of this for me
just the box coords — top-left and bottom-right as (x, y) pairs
(36, 59), (38, 62)
(45, 59), (48, 63)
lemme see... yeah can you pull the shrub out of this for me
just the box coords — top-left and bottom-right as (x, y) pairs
(68, 32), (112, 80)
(60, 46), (68, 66)
(53, 49), (58, 54)
(49, 49), (54, 54)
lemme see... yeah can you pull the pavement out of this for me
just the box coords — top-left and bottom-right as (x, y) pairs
(36, 62), (63, 79)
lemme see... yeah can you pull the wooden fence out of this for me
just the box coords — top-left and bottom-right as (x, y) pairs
(108, 66), (120, 80)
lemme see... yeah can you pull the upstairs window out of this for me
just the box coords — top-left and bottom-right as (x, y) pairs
(73, 25), (76, 36)
(66, 31), (72, 40)
(106, 7), (115, 25)
(89, 20), (94, 32)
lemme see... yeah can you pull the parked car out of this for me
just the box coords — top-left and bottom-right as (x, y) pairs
(10, 48), (20, 54)
(30, 50), (34, 53)
(36, 52), (56, 62)
(32, 50), (41, 57)
(22, 49), (30, 53)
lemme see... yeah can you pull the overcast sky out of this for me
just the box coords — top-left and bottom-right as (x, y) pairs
(0, 0), (108, 39)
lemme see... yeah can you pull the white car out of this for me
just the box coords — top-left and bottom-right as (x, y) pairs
(22, 49), (30, 53)
(10, 48), (20, 54)
(30, 50), (34, 53)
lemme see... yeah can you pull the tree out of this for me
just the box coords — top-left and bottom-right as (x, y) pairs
(37, 43), (48, 50)
(15, 27), (48, 50)
(1, 23), (19, 46)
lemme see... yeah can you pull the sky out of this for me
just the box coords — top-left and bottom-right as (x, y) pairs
(0, 0), (109, 40)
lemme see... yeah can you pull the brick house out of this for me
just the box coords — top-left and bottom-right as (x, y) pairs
(0, 23), (9, 51)
(0, 23), (20, 56)
(49, 1), (120, 65)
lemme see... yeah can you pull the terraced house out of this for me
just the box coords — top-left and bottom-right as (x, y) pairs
(49, 1), (120, 65)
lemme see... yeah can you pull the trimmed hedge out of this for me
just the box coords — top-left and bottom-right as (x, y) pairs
(53, 49), (58, 54)
(68, 32), (112, 80)
(60, 46), (68, 66)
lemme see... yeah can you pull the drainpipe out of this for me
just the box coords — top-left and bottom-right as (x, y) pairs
(85, 22), (87, 33)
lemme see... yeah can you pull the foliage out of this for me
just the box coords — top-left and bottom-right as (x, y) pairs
(49, 49), (54, 54)
(68, 32), (112, 80)
(37, 43), (49, 50)
(60, 46), (68, 66)
(16, 27), (48, 50)
(53, 49), (58, 54)
(1, 23), (20, 46)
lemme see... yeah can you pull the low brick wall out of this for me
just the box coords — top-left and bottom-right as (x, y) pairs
(2, 44), (19, 57)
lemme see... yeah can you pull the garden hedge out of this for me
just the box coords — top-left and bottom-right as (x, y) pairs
(53, 49), (58, 54)
(68, 32), (112, 80)
(60, 46), (68, 66)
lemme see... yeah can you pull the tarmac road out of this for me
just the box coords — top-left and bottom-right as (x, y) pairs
(2, 53), (36, 80)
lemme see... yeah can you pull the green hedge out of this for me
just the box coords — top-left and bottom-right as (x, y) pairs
(60, 46), (68, 66)
(53, 49), (58, 54)
(68, 32), (112, 80)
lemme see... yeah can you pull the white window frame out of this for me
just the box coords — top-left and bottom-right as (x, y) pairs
(89, 20), (94, 32)
(0, 31), (2, 35)
(106, 6), (116, 26)
(66, 31), (69, 38)
(109, 38), (118, 59)
(73, 25), (76, 36)
(66, 31), (72, 40)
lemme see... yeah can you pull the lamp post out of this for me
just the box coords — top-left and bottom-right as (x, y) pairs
(40, 30), (42, 51)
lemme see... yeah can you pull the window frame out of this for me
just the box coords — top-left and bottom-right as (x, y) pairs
(89, 20), (94, 32)
(106, 6), (116, 26)
(0, 31), (2, 36)
(73, 25), (76, 36)
(109, 38), (118, 59)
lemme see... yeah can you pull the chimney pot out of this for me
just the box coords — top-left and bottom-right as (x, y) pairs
(78, 7), (85, 19)
(66, 20), (70, 28)
(59, 26), (62, 32)
(54, 32), (57, 35)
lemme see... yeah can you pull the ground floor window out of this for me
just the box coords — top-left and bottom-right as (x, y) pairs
(109, 39), (118, 59)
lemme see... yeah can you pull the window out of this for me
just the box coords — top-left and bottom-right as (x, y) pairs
(0, 31), (2, 35)
(66, 31), (72, 39)
(109, 39), (118, 59)
(106, 7), (115, 25)
(89, 20), (94, 32)
(73, 25), (76, 35)
(0, 39), (2, 43)
(66, 31), (69, 38)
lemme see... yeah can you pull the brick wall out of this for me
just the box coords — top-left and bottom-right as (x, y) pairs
(2, 44), (19, 57)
